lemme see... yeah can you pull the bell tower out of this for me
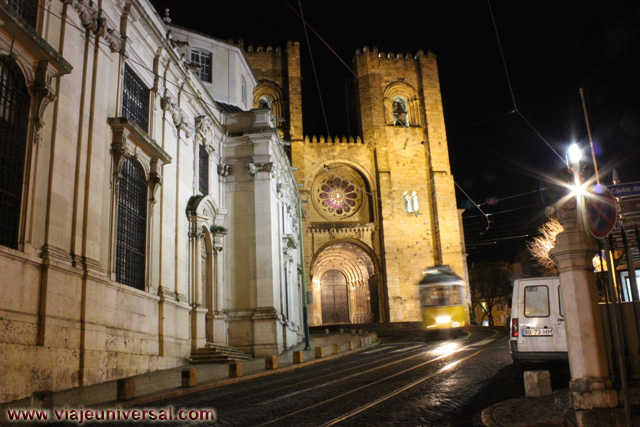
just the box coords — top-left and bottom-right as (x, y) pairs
(353, 47), (468, 322)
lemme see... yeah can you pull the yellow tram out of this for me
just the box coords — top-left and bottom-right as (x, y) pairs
(419, 266), (470, 329)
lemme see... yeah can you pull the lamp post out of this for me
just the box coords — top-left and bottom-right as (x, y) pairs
(550, 144), (624, 425)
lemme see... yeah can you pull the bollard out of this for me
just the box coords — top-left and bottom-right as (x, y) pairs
(359, 338), (364, 347)
(333, 344), (341, 354)
(229, 361), (243, 378)
(347, 341), (354, 351)
(524, 370), (552, 397)
(351, 329), (356, 335)
(265, 355), (278, 370)
(181, 368), (197, 388)
(30, 391), (53, 409)
(293, 350), (304, 364)
(315, 346), (325, 358)
(340, 329), (344, 335)
(358, 329), (364, 335)
(324, 328), (330, 335)
(117, 378), (136, 401)
(370, 332), (378, 342)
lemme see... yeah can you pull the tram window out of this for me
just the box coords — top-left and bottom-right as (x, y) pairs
(524, 285), (549, 317)
(421, 285), (464, 307)
(451, 285), (463, 305)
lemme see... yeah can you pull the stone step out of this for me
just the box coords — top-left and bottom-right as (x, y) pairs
(189, 343), (252, 365)
(193, 348), (251, 358)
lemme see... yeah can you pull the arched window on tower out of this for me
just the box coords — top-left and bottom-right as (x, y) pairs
(392, 96), (409, 126)
(115, 157), (148, 291)
(0, 56), (30, 249)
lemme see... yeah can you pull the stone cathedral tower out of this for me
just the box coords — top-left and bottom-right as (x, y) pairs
(245, 43), (468, 324)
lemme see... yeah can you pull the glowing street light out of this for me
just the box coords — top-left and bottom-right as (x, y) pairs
(568, 143), (582, 166)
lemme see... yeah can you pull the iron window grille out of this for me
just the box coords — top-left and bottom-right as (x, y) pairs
(122, 64), (150, 132)
(0, 57), (29, 249)
(115, 157), (147, 291)
(6, 0), (38, 28)
(191, 49), (212, 83)
(199, 144), (209, 195)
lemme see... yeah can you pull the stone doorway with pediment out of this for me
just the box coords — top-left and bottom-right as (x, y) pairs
(311, 242), (379, 326)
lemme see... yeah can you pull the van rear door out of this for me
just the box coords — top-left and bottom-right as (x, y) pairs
(517, 279), (558, 353)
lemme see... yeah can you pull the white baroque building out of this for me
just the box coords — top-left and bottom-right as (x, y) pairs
(0, 0), (303, 403)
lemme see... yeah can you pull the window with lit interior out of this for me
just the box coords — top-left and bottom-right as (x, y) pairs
(191, 49), (212, 83)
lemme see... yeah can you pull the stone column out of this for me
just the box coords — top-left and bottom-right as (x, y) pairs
(187, 216), (206, 351)
(549, 197), (618, 424)
(213, 243), (227, 345)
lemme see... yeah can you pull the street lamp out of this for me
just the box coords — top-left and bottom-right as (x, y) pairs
(567, 143), (587, 198)
(568, 143), (582, 166)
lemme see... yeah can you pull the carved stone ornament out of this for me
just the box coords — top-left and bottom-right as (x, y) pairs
(104, 27), (125, 53)
(63, 0), (99, 32)
(217, 158), (230, 177)
(32, 61), (57, 145)
(195, 115), (215, 152)
(248, 162), (273, 176)
(161, 93), (194, 138)
(62, 0), (125, 53)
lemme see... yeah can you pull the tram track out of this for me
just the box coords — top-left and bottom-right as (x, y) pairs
(180, 332), (486, 407)
(252, 330), (503, 427)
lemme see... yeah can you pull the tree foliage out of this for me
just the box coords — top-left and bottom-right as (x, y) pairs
(526, 217), (564, 276)
(469, 261), (514, 326)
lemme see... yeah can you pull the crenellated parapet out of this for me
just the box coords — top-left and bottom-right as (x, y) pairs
(354, 46), (435, 62)
(303, 135), (363, 144)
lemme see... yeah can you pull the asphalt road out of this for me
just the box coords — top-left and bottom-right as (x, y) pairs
(137, 326), (547, 426)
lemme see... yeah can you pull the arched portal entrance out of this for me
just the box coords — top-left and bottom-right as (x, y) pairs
(320, 269), (349, 324)
(311, 242), (378, 326)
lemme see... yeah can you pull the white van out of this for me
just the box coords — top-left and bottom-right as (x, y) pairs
(510, 277), (568, 365)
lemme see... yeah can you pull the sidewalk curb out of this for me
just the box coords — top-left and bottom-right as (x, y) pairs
(111, 340), (380, 408)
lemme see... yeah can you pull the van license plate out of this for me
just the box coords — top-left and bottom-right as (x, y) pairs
(523, 328), (553, 336)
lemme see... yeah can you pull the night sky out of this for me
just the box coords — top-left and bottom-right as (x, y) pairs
(150, 0), (640, 264)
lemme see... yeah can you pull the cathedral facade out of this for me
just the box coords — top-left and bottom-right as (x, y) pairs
(244, 43), (469, 325)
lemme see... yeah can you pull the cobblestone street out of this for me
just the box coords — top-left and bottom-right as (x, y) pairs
(134, 327), (568, 426)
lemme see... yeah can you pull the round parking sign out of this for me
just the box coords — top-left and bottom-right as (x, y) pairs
(585, 185), (617, 239)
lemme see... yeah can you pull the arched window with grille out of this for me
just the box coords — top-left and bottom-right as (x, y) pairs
(115, 157), (148, 290)
(199, 144), (209, 195)
(0, 57), (30, 249)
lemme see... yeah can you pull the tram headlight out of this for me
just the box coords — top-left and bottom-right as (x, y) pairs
(435, 315), (451, 324)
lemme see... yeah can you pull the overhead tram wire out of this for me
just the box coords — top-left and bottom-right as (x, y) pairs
(281, 0), (491, 234)
(487, 0), (568, 168)
(297, 0), (331, 140)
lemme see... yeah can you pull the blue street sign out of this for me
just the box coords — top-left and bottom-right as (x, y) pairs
(608, 182), (640, 197)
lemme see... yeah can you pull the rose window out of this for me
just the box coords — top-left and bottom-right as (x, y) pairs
(318, 178), (359, 215)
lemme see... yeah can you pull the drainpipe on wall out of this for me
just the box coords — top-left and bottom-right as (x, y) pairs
(298, 198), (311, 350)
